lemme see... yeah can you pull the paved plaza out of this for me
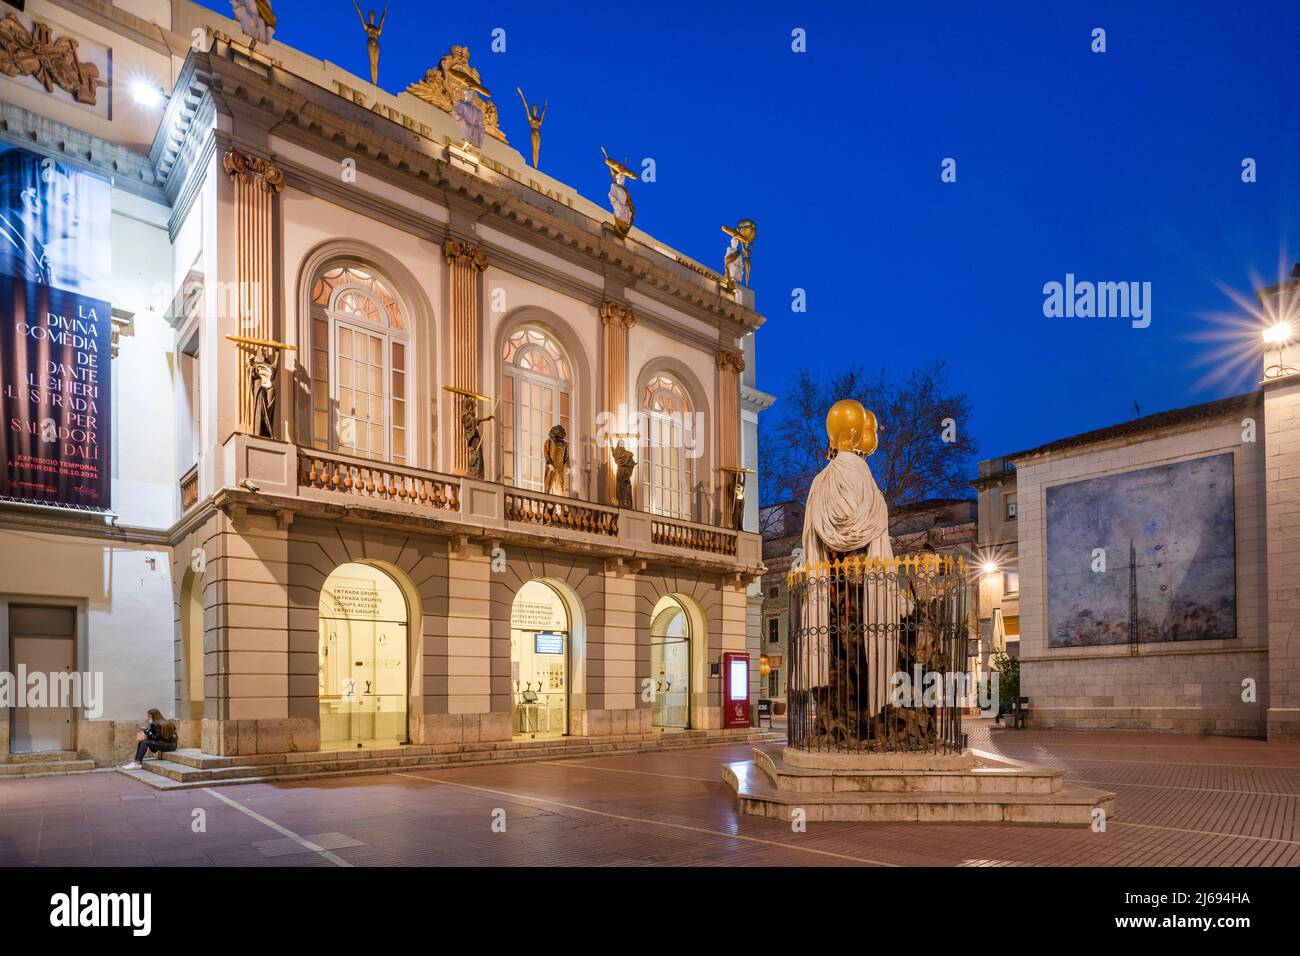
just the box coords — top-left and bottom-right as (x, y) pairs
(1, 721), (1298, 867)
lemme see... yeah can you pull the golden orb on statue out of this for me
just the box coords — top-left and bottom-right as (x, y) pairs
(825, 399), (867, 452)
(854, 409), (880, 457)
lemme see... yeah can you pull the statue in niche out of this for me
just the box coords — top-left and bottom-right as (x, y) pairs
(612, 440), (637, 509)
(461, 394), (494, 479)
(248, 345), (279, 437)
(543, 424), (570, 496)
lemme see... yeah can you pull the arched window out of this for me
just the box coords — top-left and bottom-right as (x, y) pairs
(309, 265), (410, 464)
(501, 326), (571, 491)
(641, 373), (695, 520)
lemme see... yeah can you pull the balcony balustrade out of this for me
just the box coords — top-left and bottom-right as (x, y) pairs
(210, 434), (760, 572)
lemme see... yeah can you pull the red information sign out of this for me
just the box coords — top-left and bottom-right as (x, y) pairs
(722, 651), (750, 728)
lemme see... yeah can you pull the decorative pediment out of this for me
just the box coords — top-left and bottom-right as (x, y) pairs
(405, 45), (508, 145)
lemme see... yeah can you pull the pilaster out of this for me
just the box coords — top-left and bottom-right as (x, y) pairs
(1264, 372), (1300, 740)
(444, 238), (489, 475)
(222, 148), (284, 436)
(600, 301), (636, 504)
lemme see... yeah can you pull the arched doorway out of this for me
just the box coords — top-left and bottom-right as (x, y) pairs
(510, 580), (572, 738)
(180, 569), (204, 720)
(318, 562), (410, 748)
(650, 595), (691, 729)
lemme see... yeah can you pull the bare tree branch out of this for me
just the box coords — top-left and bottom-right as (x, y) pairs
(759, 361), (978, 522)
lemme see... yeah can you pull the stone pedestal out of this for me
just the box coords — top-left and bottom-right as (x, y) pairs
(724, 745), (1115, 826)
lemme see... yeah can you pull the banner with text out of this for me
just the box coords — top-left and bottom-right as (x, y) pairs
(0, 144), (112, 510)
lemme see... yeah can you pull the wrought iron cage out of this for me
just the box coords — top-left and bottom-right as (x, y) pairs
(786, 553), (971, 754)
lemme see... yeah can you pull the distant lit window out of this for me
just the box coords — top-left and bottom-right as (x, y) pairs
(1004, 493), (1017, 520)
(1004, 570), (1020, 595)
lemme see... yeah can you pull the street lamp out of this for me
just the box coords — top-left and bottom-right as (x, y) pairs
(1263, 321), (1299, 380)
(130, 78), (167, 110)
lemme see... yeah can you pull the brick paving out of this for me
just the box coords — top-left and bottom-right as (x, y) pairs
(2, 720), (1299, 866)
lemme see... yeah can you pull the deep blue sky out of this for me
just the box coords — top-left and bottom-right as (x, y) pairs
(199, 0), (1300, 466)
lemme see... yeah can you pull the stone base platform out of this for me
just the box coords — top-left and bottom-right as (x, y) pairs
(117, 727), (784, 790)
(0, 750), (98, 779)
(723, 745), (1115, 826)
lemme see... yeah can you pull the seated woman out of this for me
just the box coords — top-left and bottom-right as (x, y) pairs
(121, 708), (178, 770)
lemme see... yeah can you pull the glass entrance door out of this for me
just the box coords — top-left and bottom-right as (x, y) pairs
(318, 563), (409, 748)
(512, 629), (567, 737)
(510, 580), (570, 738)
(651, 600), (691, 729)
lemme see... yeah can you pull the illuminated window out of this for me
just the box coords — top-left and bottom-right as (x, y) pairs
(641, 374), (695, 520)
(309, 265), (410, 464)
(501, 327), (571, 491)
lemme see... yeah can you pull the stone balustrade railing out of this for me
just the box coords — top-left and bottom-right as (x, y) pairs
(651, 517), (738, 556)
(220, 436), (758, 570)
(504, 489), (619, 537)
(179, 464), (199, 511)
(299, 450), (460, 512)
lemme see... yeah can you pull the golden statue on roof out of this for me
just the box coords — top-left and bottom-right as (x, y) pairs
(406, 46), (508, 144)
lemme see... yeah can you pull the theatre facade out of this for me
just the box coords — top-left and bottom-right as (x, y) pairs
(0, 0), (769, 766)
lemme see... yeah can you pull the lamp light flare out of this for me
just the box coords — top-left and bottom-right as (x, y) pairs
(1263, 321), (1293, 345)
(131, 79), (166, 109)
(981, 560), (998, 575)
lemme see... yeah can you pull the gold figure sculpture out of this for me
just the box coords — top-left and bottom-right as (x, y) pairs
(543, 425), (569, 496)
(351, 1), (386, 86)
(722, 219), (757, 289)
(443, 385), (497, 479)
(722, 466), (757, 531)
(407, 46), (508, 144)
(0, 12), (102, 105)
(601, 147), (637, 237)
(516, 87), (547, 169)
(225, 334), (296, 438)
(612, 440), (638, 509)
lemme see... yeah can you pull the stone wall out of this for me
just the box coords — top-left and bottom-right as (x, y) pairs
(168, 509), (748, 756)
(1016, 406), (1269, 736)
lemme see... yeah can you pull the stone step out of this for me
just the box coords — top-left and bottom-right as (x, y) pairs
(1, 750), (79, 764)
(121, 731), (786, 791)
(0, 758), (97, 777)
(724, 759), (1115, 826)
(163, 730), (782, 770)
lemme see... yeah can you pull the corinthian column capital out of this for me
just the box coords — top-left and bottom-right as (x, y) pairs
(599, 300), (636, 329)
(716, 349), (745, 373)
(443, 237), (489, 271)
(222, 148), (285, 193)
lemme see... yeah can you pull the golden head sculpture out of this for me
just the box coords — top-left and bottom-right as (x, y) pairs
(854, 408), (880, 457)
(825, 399), (866, 453)
(825, 400), (880, 456)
